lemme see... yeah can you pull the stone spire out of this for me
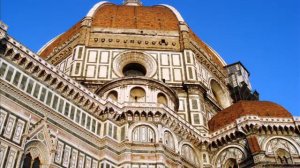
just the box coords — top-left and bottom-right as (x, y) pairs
(123, 0), (142, 6)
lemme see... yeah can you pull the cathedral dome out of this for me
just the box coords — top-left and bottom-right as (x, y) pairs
(208, 101), (293, 132)
(38, 2), (183, 58)
(38, 1), (226, 68)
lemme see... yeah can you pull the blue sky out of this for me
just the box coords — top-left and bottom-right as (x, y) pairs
(1, 0), (300, 116)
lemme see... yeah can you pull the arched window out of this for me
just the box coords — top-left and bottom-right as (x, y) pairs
(132, 125), (155, 143)
(157, 93), (168, 106)
(265, 138), (297, 164)
(22, 153), (32, 168)
(224, 158), (238, 168)
(107, 91), (118, 101)
(181, 144), (199, 166)
(163, 131), (175, 150)
(210, 80), (230, 108)
(22, 154), (40, 168)
(276, 148), (292, 164)
(130, 87), (146, 102)
(32, 158), (40, 168)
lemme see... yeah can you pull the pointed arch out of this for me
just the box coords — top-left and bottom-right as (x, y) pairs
(21, 140), (50, 168)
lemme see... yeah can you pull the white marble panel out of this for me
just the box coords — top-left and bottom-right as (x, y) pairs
(161, 68), (170, 81)
(13, 120), (25, 143)
(85, 157), (92, 168)
(5, 148), (17, 168)
(69, 149), (78, 168)
(78, 153), (85, 168)
(172, 54), (181, 66)
(55, 141), (64, 164)
(0, 144), (8, 168)
(98, 66), (108, 78)
(0, 110), (7, 133)
(161, 53), (169, 66)
(3, 115), (16, 139)
(86, 65), (96, 78)
(173, 68), (182, 81)
(88, 51), (98, 63)
(100, 51), (109, 63)
(62, 145), (71, 167)
(92, 160), (98, 168)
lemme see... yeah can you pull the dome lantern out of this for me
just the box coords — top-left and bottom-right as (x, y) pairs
(123, 0), (142, 6)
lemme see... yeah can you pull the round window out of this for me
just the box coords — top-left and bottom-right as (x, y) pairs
(122, 63), (146, 77)
(112, 51), (157, 77)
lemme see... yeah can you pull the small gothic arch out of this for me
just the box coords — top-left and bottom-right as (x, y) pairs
(141, 111), (147, 121)
(5, 48), (14, 57)
(0, 43), (8, 55)
(25, 62), (34, 70)
(12, 53), (22, 61)
(148, 111), (154, 121)
(38, 69), (46, 78)
(19, 57), (28, 66)
(126, 110), (133, 118)
(134, 111), (140, 121)
(32, 66), (40, 74)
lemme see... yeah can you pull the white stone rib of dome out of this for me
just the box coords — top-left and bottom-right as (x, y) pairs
(205, 43), (227, 66)
(37, 33), (63, 55)
(86, 1), (111, 17)
(158, 4), (185, 22)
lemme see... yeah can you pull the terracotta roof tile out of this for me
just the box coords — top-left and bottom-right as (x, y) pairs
(92, 4), (179, 31)
(208, 101), (292, 132)
(38, 3), (225, 70)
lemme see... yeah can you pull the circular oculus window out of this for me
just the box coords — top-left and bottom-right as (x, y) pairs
(113, 51), (157, 77)
(122, 63), (146, 77)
